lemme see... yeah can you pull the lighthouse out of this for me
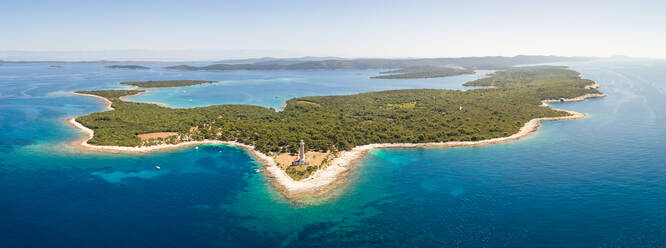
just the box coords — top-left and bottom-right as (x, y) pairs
(291, 139), (310, 166)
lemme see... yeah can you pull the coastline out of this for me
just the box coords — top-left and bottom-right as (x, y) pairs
(67, 90), (606, 199)
(72, 92), (114, 110)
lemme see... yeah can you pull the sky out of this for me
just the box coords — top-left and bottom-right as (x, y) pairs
(1, 0), (665, 60)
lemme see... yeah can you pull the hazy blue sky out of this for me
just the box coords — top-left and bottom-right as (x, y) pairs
(1, 0), (665, 59)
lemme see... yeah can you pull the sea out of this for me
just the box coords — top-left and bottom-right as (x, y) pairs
(0, 59), (664, 247)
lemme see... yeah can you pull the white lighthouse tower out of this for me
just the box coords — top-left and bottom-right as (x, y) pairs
(291, 139), (310, 166)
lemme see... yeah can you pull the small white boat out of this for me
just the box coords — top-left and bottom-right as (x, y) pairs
(255, 169), (261, 173)
(195, 146), (199, 150)
(155, 165), (161, 169)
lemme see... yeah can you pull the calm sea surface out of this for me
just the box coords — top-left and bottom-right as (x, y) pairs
(0, 60), (664, 247)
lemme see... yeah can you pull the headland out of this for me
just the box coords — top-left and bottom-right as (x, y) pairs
(67, 66), (606, 198)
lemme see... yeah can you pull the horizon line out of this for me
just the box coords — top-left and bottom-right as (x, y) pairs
(1, 54), (648, 63)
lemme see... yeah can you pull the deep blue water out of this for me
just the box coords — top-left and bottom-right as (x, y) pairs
(0, 60), (665, 247)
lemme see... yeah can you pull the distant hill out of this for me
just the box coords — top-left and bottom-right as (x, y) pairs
(165, 55), (593, 72)
(104, 65), (151, 70)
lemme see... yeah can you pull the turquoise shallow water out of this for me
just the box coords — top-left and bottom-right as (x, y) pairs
(123, 68), (494, 109)
(0, 60), (665, 247)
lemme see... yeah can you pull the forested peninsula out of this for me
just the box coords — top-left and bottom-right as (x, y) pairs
(75, 66), (600, 152)
(71, 65), (604, 186)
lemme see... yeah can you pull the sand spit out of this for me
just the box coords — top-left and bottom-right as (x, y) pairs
(68, 89), (606, 198)
(543, 93), (606, 103)
(72, 87), (144, 111)
(72, 92), (114, 110)
(585, 83), (601, 89)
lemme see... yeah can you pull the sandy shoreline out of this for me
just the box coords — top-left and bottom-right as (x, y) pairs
(72, 92), (114, 110)
(67, 90), (606, 198)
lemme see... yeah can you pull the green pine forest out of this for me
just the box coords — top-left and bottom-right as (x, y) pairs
(75, 66), (600, 154)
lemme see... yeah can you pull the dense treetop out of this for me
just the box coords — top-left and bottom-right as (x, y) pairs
(75, 66), (600, 153)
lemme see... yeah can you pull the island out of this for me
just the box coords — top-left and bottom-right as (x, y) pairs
(105, 65), (150, 70)
(48, 65), (66, 69)
(69, 66), (605, 198)
(162, 55), (592, 79)
(371, 66), (474, 79)
(119, 80), (215, 88)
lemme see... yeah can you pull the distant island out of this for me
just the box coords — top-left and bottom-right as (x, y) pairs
(164, 55), (591, 71)
(105, 65), (150, 70)
(371, 66), (474, 79)
(214, 56), (343, 65)
(119, 80), (215, 88)
(163, 55), (592, 79)
(0, 60), (164, 65)
(48, 65), (66, 69)
(70, 66), (604, 195)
